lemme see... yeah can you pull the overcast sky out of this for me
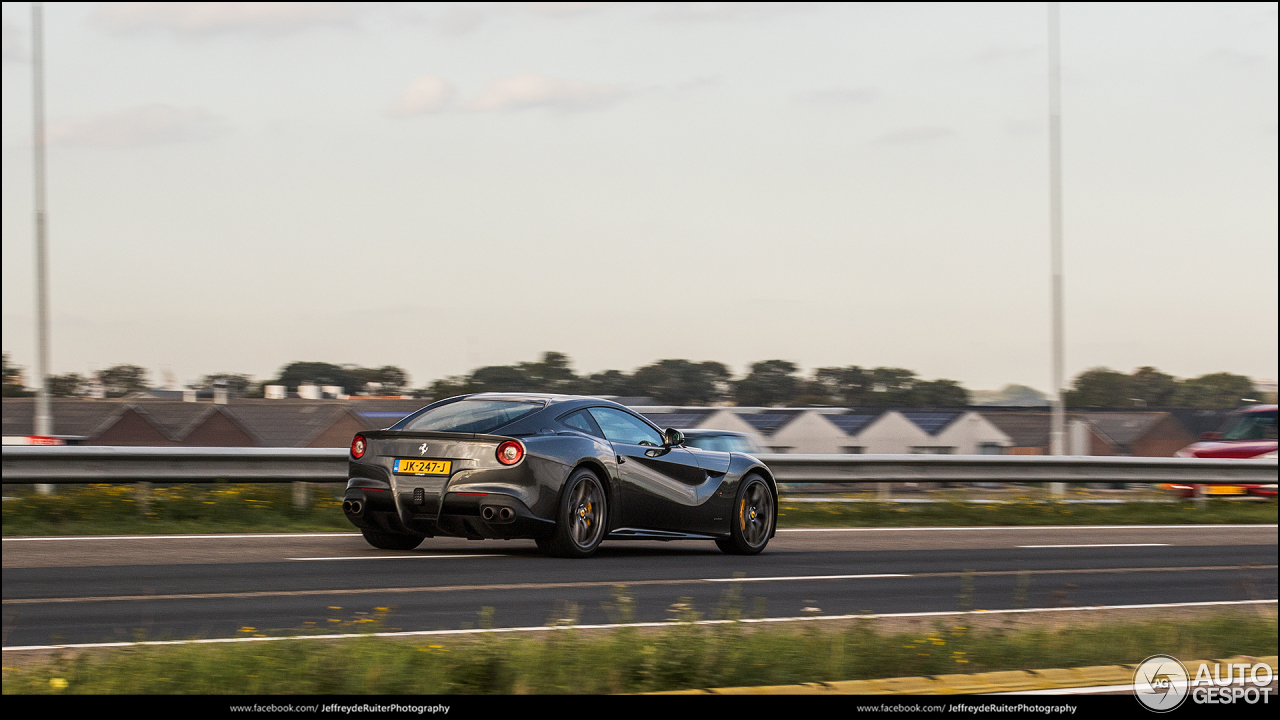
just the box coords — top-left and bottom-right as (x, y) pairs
(2, 2), (1276, 392)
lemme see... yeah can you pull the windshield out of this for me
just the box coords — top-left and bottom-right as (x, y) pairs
(1219, 410), (1278, 441)
(396, 399), (543, 434)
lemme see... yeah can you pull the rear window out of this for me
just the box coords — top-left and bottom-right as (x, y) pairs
(1220, 410), (1278, 441)
(396, 399), (543, 434)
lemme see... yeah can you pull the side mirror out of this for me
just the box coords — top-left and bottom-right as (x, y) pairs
(664, 428), (685, 447)
(1200, 432), (1222, 441)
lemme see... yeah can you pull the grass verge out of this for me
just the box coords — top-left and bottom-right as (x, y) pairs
(2, 484), (1276, 536)
(4, 601), (1275, 694)
(776, 497), (1278, 527)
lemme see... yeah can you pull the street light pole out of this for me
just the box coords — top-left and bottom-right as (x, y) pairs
(1048, 2), (1066, 464)
(32, 1), (53, 442)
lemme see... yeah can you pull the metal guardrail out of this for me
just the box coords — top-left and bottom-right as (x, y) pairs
(1, 446), (1276, 485)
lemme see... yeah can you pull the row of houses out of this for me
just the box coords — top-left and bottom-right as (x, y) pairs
(639, 406), (1228, 456)
(1, 398), (1232, 456)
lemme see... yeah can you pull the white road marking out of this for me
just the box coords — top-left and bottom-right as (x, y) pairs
(777, 524), (1277, 532)
(997, 684), (1137, 695)
(705, 573), (909, 582)
(2, 533), (363, 541)
(1017, 543), (1170, 548)
(5, 599), (1273, 653)
(2, 525), (1273, 541)
(288, 554), (500, 561)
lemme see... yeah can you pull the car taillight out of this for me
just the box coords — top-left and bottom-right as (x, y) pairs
(496, 440), (524, 466)
(351, 435), (367, 459)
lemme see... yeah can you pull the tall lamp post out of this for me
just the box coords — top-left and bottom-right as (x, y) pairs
(32, 3), (54, 450)
(1048, 4), (1067, 499)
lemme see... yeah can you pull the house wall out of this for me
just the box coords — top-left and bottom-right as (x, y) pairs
(181, 410), (258, 447)
(1131, 414), (1196, 457)
(91, 409), (176, 446)
(849, 411), (932, 454)
(931, 412), (1013, 454)
(767, 411), (851, 454)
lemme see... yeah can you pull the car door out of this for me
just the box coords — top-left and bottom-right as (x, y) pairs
(586, 406), (710, 533)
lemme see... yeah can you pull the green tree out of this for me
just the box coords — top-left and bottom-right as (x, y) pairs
(97, 365), (149, 398)
(582, 369), (634, 398)
(734, 360), (800, 407)
(1063, 367), (1133, 407)
(424, 375), (469, 400)
(272, 362), (353, 391)
(345, 366), (411, 395)
(630, 359), (731, 405)
(47, 373), (87, 397)
(1129, 367), (1178, 407)
(517, 352), (580, 394)
(912, 378), (969, 406)
(810, 366), (873, 406)
(995, 384), (1048, 406)
(1172, 373), (1256, 409)
(467, 365), (532, 393)
(2, 353), (31, 397)
(199, 373), (255, 398)
(866, 367), (919, 406)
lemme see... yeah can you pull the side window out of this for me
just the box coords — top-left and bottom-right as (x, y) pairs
(561, 410), (604, 438)
(587, 407), (664, 447)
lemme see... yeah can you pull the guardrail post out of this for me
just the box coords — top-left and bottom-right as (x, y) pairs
(35, 483), (54, 496)
(136, 481), (151, 516)
(293, 481), (309, 509)
(877, 482), (890, 501)
(1049, 482), (1066, 498)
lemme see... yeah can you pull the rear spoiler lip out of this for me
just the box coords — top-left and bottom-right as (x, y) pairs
(358, 430), (514, 443)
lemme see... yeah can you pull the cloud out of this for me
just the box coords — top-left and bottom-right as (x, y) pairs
(3, 20), (26, 62)
(93, 2), (357, 35)
(48, 105), (228, 148)
(466, 74), (626, 113)
(875, 126), (954, 145)
(797, 87), (879, 105)
(387, 76), (456, 117)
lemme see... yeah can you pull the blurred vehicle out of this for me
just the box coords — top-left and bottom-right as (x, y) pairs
(1166, 405), (1277, 498)
(679, 429), (765, 455)
(343, 393), (777, 557)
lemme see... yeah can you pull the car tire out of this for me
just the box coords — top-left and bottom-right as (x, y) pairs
(360, 528), (425, 551)
(538, 468), (608, 558)
(716, 473), (774, 555)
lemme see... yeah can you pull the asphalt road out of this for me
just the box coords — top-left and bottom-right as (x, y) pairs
(3, 525), (1276, 649)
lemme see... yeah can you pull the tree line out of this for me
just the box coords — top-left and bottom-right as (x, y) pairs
(2, 351), (1268, 409)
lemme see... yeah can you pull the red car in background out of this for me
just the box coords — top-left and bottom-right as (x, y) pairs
(1168, 405), (1278, 498)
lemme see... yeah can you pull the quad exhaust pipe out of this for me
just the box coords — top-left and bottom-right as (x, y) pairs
(343, 499), (363, 515)
(481, 505), (515, 523)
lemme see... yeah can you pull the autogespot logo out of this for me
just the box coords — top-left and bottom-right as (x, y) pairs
(1135, 655), (1190, 712)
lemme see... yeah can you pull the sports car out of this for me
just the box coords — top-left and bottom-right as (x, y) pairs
(342, 393), (777, 557)
(1166, 405), (1278, 498)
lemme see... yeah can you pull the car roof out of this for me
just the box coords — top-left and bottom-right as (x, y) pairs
(459, 392), (642, 415)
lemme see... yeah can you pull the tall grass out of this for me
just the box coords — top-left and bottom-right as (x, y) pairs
(4, 596), (1275, 695)
(3, 484), (1274, 536)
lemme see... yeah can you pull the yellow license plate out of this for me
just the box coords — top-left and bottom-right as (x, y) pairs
(394, 459), (452, 475)
(1205, 485), (1245, 495)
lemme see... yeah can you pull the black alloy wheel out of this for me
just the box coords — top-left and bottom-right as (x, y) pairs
(716, 473), (774, 555)
(360, 529), (425, 551)
(538, 468), (608, 558)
